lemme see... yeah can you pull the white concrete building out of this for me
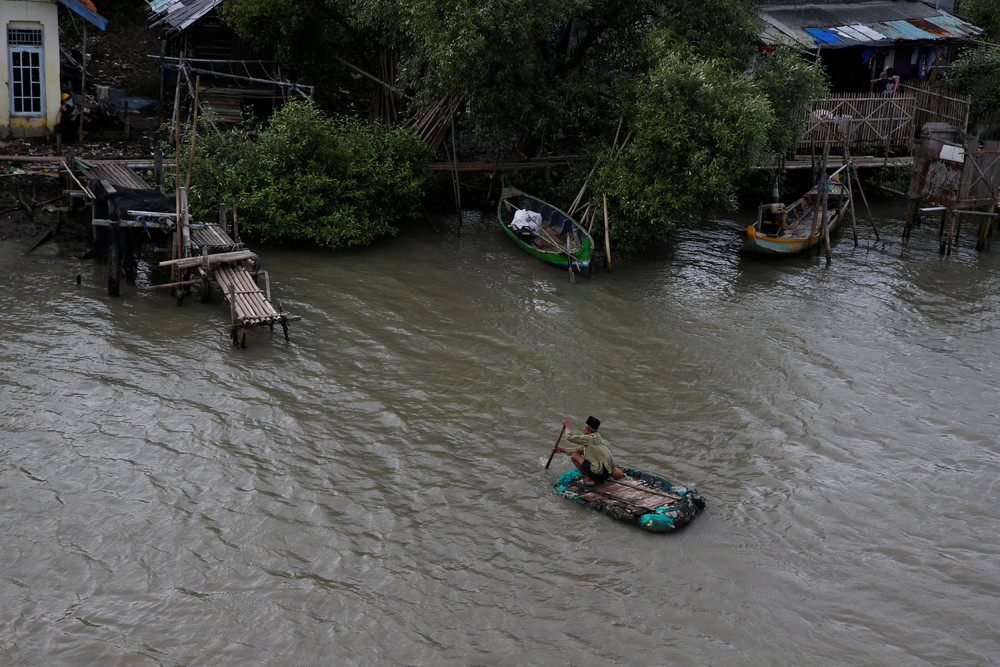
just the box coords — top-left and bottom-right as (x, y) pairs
(1, 0), (106, 138)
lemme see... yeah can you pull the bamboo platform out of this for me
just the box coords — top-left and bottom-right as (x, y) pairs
(189, 223), (240, 253)
(78, 158), (152, 190)
(214, 264), (299, 348)
(778, 155), (913, 171)
(68, 156), (297, 347)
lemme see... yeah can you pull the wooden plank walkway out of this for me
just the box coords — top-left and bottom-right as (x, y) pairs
(214, 264), (299, 347)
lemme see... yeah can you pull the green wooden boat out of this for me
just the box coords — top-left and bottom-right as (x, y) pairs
(498, 181), (593, 275)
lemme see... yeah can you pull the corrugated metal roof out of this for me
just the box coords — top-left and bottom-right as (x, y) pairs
(58, 0), (108, 30)
(148, 0), (223, 33)
(759, 1), (982, 48)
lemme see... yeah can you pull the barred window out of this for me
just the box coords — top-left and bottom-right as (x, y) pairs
(8, 28), (43, 47)
(8, 28), (45, 116)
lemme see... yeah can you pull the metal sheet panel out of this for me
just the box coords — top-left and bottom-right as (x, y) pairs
(149, 0), (223, 32)
(759, 1), (982, 46)
(57, 0), (108, 30)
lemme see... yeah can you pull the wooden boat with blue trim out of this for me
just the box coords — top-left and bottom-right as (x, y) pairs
(554, 467), (705, 533)
(498, 180), (593, 275)
(743, 164), (851, 256)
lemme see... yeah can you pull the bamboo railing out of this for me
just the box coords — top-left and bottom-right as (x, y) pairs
(794, 86), (972, 157)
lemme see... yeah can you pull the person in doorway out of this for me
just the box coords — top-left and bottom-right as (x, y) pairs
(553, 416), (622, 486)
(871, 67), (899, 95)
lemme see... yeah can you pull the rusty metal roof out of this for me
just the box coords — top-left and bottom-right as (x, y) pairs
(760, 1), (983, 48)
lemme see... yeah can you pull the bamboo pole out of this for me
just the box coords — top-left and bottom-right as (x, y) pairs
(78, 26), (88, 141)
(603, 194), (611, 271)
(852, 166), (881, 242)
(171, 56), (183, 283)
(809, 140), (830, 242)
(847, 168), (859, 247)
(159, 249), (256, 268)
(185, 76), (200, 193)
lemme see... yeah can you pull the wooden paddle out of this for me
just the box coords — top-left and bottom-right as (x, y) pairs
(544, 424), (567, 469)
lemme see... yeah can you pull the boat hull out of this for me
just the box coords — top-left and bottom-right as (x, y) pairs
(554, 467), (705, 533)
(498, 185), (593, 274)
(742, 217), (842, 256)
(742, 172), (850, 257)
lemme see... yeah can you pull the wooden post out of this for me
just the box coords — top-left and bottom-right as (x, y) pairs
(810, 140), (830, 242)
(154, 147), (163, 191)
(171, 54), (184, 282)
(903, 199), (919, 241)
(603, 193), (611, 271)
(184, 76), (201, 193)
(180, 187), (190, 255)
(852, 166), (880, 243)
(976, 203), (996, 251)
(108, 223), (120, 297)
(79, 26), (88, 142)
(820, 171), (832, 265)
(233, 203), (240, 245)
(157, 40), (165, 125)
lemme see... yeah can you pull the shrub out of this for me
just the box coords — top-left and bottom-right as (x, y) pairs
(179, 101), (432, 249)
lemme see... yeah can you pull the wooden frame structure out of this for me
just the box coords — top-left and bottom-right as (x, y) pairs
(901, 124), (1000, 255)
(795, 86), (972, 160)
(68, 157), (299, 347)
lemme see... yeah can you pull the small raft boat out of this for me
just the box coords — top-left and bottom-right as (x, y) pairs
(554, 467), (705, 533)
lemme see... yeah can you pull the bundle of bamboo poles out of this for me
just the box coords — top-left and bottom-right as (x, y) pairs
(565, 117), (632, 271)
(410, 96), (462, 150)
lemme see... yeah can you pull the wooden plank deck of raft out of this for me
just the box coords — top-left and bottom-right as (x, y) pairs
(573, 477), (682, 511)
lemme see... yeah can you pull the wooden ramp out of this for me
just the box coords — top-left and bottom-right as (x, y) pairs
(214, 264), (298, 348)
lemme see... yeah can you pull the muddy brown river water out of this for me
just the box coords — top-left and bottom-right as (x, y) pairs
(2, 203), (999, 665)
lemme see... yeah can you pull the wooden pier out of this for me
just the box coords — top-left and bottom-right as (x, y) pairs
(68, 157), (298, 347)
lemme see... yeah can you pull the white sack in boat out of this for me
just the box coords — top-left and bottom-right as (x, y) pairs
(511, 209), (542, 232)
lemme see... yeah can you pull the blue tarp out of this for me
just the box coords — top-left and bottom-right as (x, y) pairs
(804, 28), (843, 44)
(57, 0), (108, 30)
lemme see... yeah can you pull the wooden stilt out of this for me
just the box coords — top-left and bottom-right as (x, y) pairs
(108, 223), (120, 297)
(903, 200), (919, 241)
(603, 194), (611, 271)
(851, 166), (880, 243)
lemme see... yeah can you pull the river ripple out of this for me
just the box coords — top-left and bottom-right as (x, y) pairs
(2, 203), (999, 665)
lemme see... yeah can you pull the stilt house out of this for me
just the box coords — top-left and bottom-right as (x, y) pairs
(757, 0), (983, 91)
(147, 0), (311, 124)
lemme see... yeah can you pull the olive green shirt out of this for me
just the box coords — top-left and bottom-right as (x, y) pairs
(565, 430), (614, 475)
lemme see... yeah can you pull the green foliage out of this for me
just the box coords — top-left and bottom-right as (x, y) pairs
(215, 0), (831, 251)
(948, 48), (1000, 108)
(871, 164), (912, 196)
(590, 51), (774, 251)
(958, 0), (1000, 41)
(654, 0), (761, 63)
(179, 101), (431, 249)
(751, 47), (829, 155)
(947, 47), (1000, 137)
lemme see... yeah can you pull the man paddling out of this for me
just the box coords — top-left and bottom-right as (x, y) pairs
(553, 416), (621, 486)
